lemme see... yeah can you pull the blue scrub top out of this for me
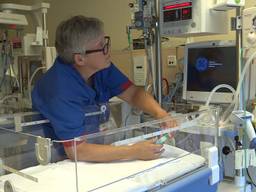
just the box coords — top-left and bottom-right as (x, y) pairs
(32, 57), (132, 141)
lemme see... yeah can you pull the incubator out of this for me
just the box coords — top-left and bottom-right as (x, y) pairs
(0, 107), (220, 192)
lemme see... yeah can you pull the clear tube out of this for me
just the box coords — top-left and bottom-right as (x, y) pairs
(28, 67), (46, 102)
(204, 51), (256, 124)
(205, 84), (236, 107)
(222, 50), (256, 124)
(233, 51), (256, 108)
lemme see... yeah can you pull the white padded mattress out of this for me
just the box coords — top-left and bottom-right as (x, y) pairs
(0, 145), (205, 192)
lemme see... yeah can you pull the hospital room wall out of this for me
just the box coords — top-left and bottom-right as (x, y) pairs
(11, 0), (256, 82)
(44, 0), (184, 82)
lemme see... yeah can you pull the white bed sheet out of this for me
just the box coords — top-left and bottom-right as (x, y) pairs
(0, 145), (205, 192)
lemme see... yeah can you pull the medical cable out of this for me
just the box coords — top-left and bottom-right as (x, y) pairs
(28, 66), (46, 102)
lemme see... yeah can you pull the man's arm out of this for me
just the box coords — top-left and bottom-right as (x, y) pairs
(118, 85), (168, 119)
(63, 86), (171, 162)
(64, 139), (163, 162)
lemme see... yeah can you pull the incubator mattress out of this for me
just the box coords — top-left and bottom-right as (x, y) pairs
(0, 145), (206, 192)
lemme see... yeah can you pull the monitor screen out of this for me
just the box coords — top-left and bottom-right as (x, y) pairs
(183, 41), (238, 103)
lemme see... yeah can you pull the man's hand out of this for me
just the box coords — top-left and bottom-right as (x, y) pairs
(158, 115), (178, 139)
(160, 117), (177, 129)
(154, 109), (177, 129)
(131, 138), (164, 160)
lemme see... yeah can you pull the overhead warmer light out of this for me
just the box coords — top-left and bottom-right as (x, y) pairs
(0, 12), (28, 25)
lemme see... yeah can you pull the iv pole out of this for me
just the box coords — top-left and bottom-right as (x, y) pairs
(154, 0), (163, 105)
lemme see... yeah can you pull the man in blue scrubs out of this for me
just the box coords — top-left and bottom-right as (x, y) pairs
(32, 15), (173, 162)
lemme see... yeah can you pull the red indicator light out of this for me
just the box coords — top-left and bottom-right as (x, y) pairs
(8, 24), (17, 29)
(183, 9), (189, 15)
(163, 2), (192, 10)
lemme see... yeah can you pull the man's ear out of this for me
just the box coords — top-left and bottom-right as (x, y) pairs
(74, 54), (86, 66)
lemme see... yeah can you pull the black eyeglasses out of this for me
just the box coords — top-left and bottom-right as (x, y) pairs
(84, 36), (111, 55)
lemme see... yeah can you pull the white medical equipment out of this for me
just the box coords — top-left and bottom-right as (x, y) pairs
(226, 110), (256, 190)
(128, 0), (239, 105)
(0, 3), (50, 48)
(0, 108), (219, 192)
(159, 0), (228, 36)
(242, 7), (256, 101)
(0, 2), (55, 112)
(212, 0), (245, 11)
(0, 12), (27, 26)
(230, 110), (256, 149)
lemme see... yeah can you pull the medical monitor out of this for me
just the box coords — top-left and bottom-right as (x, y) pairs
(182, 41), (238, 103)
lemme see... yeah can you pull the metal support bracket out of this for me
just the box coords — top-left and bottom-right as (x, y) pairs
(35, 136), (51, 165)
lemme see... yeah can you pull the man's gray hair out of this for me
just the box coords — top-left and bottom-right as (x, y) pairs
(55, 15), (104, 64)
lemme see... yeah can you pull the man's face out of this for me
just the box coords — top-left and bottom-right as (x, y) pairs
(84, 34), (111, 71)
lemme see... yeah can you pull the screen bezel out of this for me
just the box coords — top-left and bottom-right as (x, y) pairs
(182, 40), (237, 103)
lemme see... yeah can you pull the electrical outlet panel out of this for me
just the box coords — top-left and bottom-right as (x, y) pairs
(167, 55), (176, 67)
(133, 55), (147, 86)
